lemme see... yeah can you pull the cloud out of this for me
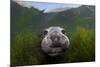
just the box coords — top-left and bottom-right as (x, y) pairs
(12, 0), (32, 8)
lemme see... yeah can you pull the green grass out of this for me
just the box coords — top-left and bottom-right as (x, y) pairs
(64, 27), (95, 62)
(11, 31), (44, 66)
(11, 26), (95, 66)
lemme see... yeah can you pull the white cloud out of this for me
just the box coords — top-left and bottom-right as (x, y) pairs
(12, 0), (32, 8)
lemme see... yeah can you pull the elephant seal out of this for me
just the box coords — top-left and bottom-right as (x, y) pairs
(41, 26), (70, 56)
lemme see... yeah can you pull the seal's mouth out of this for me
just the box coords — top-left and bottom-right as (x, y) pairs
(50, 43), (62, 48)
(50, 42), (67, 49)
(47, 48), (63, 56)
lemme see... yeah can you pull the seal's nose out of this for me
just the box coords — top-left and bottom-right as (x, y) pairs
(50, 33), (60, 42)
(50, 35), (61, 48)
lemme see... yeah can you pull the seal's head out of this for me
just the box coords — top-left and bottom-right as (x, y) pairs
(41, 26), (70, 56)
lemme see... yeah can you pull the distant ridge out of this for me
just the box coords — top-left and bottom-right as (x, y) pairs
(45, 7), (71, 13)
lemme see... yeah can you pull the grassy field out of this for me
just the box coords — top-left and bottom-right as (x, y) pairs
(11, 26), (95, 66)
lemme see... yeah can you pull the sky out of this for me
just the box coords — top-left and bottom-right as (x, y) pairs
(13, 0), (81, 12)
(29, 1), (81, 12)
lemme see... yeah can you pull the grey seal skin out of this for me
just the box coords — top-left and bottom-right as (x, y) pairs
(41, 26), (70, 56)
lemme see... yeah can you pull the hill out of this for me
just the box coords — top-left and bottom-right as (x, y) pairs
(11, 1), (95, 34)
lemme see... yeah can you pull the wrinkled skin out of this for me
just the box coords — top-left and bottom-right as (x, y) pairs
(41, 26), (70, 56)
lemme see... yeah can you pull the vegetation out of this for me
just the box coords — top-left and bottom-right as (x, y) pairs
(11, 1), (95, 66)
(11, 31), (43, 66)
(64, 27), (95, 62)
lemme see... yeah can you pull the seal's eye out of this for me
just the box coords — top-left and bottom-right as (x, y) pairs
(61, 30), (65, 34)
(43, 30), (48, 35)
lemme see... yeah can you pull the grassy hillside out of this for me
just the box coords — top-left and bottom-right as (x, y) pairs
(11, 1), (95, 66)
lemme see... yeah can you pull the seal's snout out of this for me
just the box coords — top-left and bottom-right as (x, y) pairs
(50, 31), (64, 48)
(50, 32), (60, 42)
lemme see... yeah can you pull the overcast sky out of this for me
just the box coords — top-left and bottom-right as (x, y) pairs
(13, 0), (81, 12)
(30, 2), (81, 12)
